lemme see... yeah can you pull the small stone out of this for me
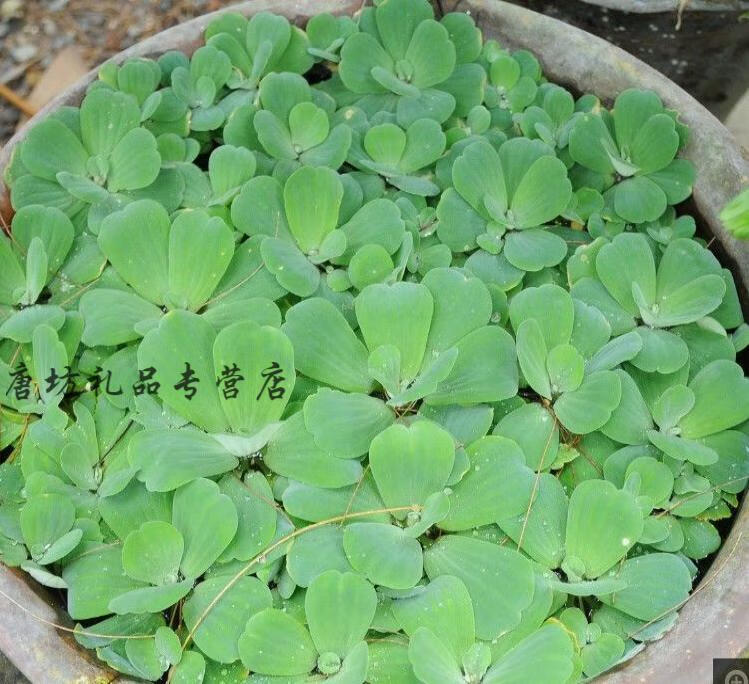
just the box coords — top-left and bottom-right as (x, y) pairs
(0, 0), (22, 21)
(9, 42), (38, 62)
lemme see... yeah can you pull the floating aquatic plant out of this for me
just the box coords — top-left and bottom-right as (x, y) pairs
(1, 0), (748, 682)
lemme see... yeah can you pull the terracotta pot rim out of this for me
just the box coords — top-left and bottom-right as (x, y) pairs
(1, 1), (748, 683)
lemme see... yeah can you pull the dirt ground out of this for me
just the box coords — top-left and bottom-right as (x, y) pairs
(0, 0), (228, 145)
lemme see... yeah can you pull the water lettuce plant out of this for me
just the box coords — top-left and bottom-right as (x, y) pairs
(1, 0), (748, 682)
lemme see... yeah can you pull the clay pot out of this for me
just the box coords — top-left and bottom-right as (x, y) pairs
(500, 0), (749, 119)
(0, 1), (747, 682)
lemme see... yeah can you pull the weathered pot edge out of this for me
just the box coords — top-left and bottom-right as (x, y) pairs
(0, 0), (747, 682)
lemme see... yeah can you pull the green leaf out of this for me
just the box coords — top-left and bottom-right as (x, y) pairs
(581, 633), (626, 678)
(167, 210), (234, 311)
(183, 575), (272, 663)
(554, 370), (622, 435)
(260, 236), (320, 297)
(239, 608), (316, 676)
(391, 574), (475, 661)
(601, 369), (654, 445)
(284, 166), (343, 253)
(286, 526), (354, 588)
(510, 284), (574, 350)
(425, 535), (535, 639)
(356, 281), (433, 383)
(80, 88), (140, 156)
(21, 117), (85, 181)
(283, 297), (372, 393)
(213, 321), (294, 435)
(138, 310), (227, 433)
(483, 623), (575, 684)
(515, 319), (552, 399)
(510, 156), (572, 228)
(129, 428), (237, 492)
(172, 478), (238, 579)
(219, 472), (276, 562)
(547, 344), (584, 395)
(679, 360), (749, 438)
(264, 411), (364, 488)
(98, 200), (170, 305)
(422, 267), (492, 356)
(503, 229), (567, 272)
(20, 493), (76, 562)
(369, 420), (454, 517)
(613, 176), (667, 224)
(171, 651), (206, 684)
(32, 324), (68, 407)
(428, 326), (518, 405)
(305, 570), (377, 657)
(343, 522), (423, 590)
(122, 521), (183, 585)
(439, 436), (535, 530)
(304, 389), (393, 458)
(108, 127), (161, 192)
(498, 473), (568, 568)
(495, 403), (558, 470)
(80, 290), (161, 346)
(63, 546), (146, 620)
(599, 552), (691, 620)
(109, 579), (193, 615)
(408, 628), (463, 684)
(565, 479), (643, 578)
(596, 233), (656, 315)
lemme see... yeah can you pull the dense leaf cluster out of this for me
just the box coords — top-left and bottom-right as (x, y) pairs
(1, 0), (748, 681)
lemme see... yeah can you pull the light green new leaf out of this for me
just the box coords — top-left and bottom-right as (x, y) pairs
(283, 298), (372, 393)
(183, 576), (272, 663)
(122, 521), (183, 585)
(238, 608), (316, 676)
(356, 281), (433, 383)
(305, 570), (377, 658)
(566, 479), (643, 578)
(167, 210), (234, 311)
(304, 388), (393, 458)
(172, 478), (238, 579)
(284, 166), (343, 253)
(369, 420), (454, 517)
(425, 535), (535, 639)
(439, 436), (535, 530)
(599, 552), (691, 621)
(343, 522), (423, 590)
(213, 321), (294, 434)
(138, 310), (227, 433)
(98, 200), (170, 305)
(129, 428), (237, 492)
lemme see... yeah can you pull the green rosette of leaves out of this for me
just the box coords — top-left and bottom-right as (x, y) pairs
(568, 88), (695, 224)
(337, 0), (484, 126)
